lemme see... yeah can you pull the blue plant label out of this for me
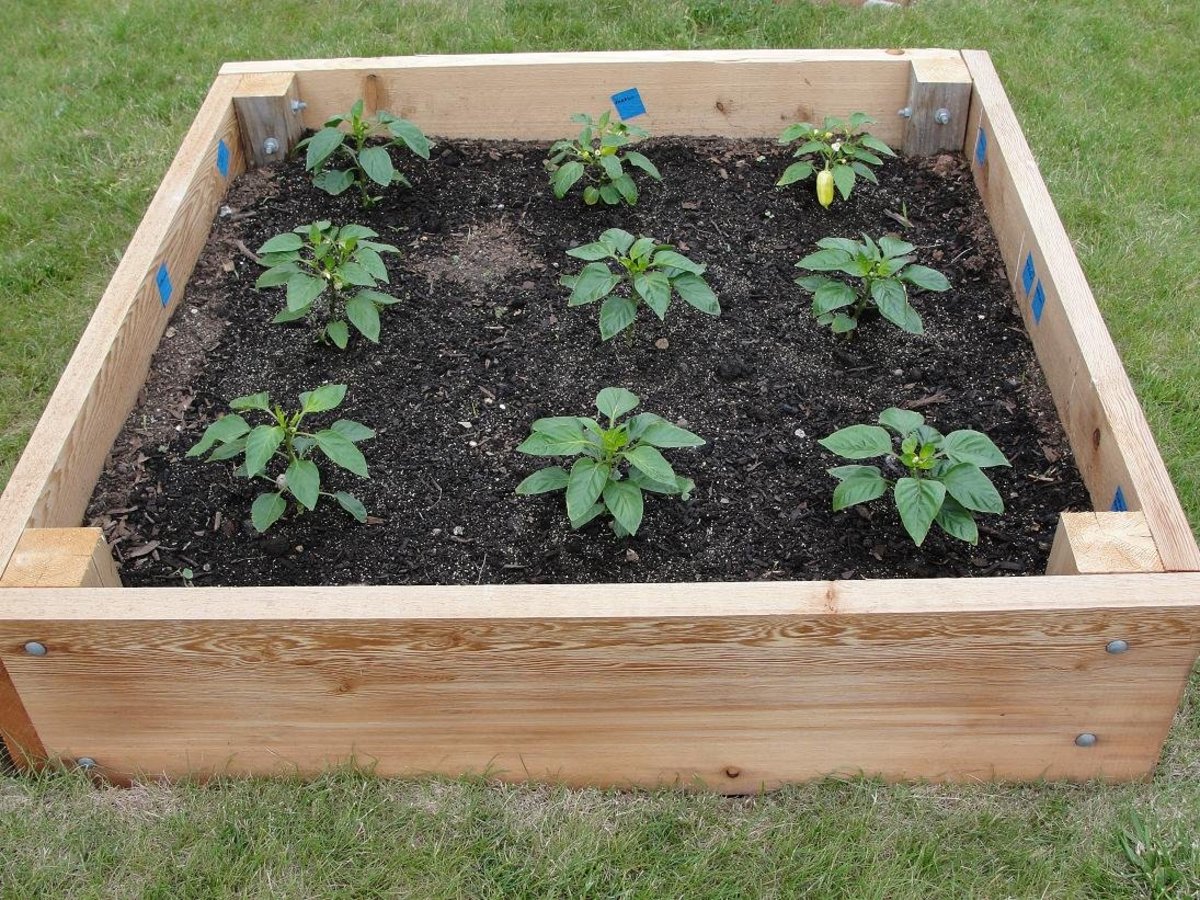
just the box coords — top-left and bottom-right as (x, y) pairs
(1022, 252), (1036, 295)
(974, 127), (988, 166)
(156, 262), (173, 307)
(611, 88), (646, 120)
(1111, 486), (1128, 512)
(1031, 281), (1046, 324)
(216, 139), (230, 177)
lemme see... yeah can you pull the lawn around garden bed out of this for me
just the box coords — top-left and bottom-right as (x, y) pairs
(87, 134), (1088, 587)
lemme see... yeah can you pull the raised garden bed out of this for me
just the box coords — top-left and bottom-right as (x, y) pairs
(1, 50), (1197, 790)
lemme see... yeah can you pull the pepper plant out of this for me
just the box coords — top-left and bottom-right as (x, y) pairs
(187, 384), (373, 533)
(515, 388), (703, 537)
(795, 234), (950, 335)
(561, 228), (719, 340)
(818, 408), (1010, 546)
(545, 112), (661, 206)
(777, 113), (896, 207)
(297, 99), (430, 206)
(255, 221), (401, 349)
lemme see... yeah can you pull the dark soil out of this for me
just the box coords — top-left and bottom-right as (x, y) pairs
(87, 137), (1089, 587)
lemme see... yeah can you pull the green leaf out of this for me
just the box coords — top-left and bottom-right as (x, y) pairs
(566, 458), (611, 522)
(230, 392), (271, 413)
(256, 263), (301, 289)
(300, 384), (347, 414)
(187, 414), (250, 457)
(671, 273), (720, 316)
(818, 424), (892, 460)
(272, 304), (310, 324)
(878, 236), (915, 259)
(258, 233), (304, 254)
(516, 431), (587, 457)
(286, 458), (321, 511)
(595, 387), (640, 421)
(627, 414), (704, 448)
(652, 250), (704, 275)
(942, 463), (1005, 515)
(305, 127), (345, 170)
(598, 295), (638, 340)
(831, 164), (856, 200)
(599, 184), (621, 205)
(552, 161), (586, 198)
(814, 237), (863, 255)
(850, 161), (879, 184)
(776, 160), (814, 186)
(338, 261), (376, 288)
(831, 466), (887, 511)
(778, 122), (814, 143)
(313, 168), (356, 196)
(860, 134), (896, 157)
(599, 154), (623, 181)
(243, 425), (284, 478)
(582, 186), (600, 205)
(566, 263), (621, 306)
(358, 146), (394, 186)
(313, 430), (369, 477)
(894, 478), (946, 547)
(830, 314), (857, 334)
(871, 279), (923, 334)
(354, 247), (389, 283)
(386, 118), (431, 159)
(848, 112), (872, 128)
(516, 466), (570, 496)
(569, 501), (606, 530)
(598, 228), (636, 255)
(208, 437), (246, 462)
(942, 430), (1010, 468)
(286, 273), (326, 311)
(900, 265), (951, 292)
(627, 237), (657, 260)
(878, 407), (925, 436)
(613, 174), (639, 205)
(634, 271), (671, 319)
(797, 248), (853, 272)
(338, 224), (379, 240)
(935, 495), (979, 545)
(250, 492), (287, 533)
(331, 419), (375, 443)
(812, 280), (856, 315)
(603, 480), (644, 536)
(358, 288), (400, 306)
(795, 274), (832, 293)
(566, 241), (613, 262)
(346, 292), (381, 342)
(325, 320), (350, 349)
(335, 491), (368, 523)
(624, 445), (676, 484)
(622, 150), (660, 179)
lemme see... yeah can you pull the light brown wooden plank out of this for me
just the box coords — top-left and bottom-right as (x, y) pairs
(221, 50), (965, 144)
(1047, 512), (1164, 576)
(233, 73), (303, 168)
(961, 50), (1200, 572)
(0, 74), (245, 580)
(0, 656), (45, 770)
(1, 575), (1197, 789)
(901, 55), (971, 155)
(0, 528), (120, 588)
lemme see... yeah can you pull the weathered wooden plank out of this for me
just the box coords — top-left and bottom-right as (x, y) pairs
(962, 50), (1200, 571)
(2, 575), (1198, 789)
(233, 72), (303, 168)
(1047, 512), (1164, 576)
(220, 50), (965, 144)
(0, 74), (245, 580)
(901, 55), (971, 155)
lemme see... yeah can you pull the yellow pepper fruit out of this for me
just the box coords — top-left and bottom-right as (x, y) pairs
(816, 169), (835, 208)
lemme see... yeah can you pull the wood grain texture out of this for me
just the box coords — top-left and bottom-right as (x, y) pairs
(901, 55), (971, 155)
(219, 50), (966, 144)
(0, 528), (120, 588)
(1, 575), (1198, 789)
(0, 656), (44, 769)
(0, 74), (245, 581)
(1048, 512), (1164, 576)
(961, 50), (1200, 572)
(233, 73), (303, 168)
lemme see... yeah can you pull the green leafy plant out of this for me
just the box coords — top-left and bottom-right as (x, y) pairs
(255, 221), (401, 349)
(515, 388), (704, 537)
(297, 99), (430, 206)
(818, 408), (1010, 547)
(795, 234), (950, 335)
(545, 112), (661, 206)
(777, 113), (896, 207)
(186, 384), (373, 533)
(561, 228), (719, 340)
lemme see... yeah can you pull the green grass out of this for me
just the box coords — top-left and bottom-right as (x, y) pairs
(0, 0), (1198, 896)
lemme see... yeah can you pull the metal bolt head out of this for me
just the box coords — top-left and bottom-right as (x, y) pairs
(263, 137), (281, 155)
(1075, 732), (1098, 748)
(75, 757), (97, 770)
(23, 641), (47, 657)
(290, 99), (307, 113)
(897, 106), (913, 118)
(934, 108), (951, 125)
(1106, 639), (1130, 654)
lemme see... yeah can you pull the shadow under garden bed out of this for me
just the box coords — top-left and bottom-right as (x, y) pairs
(86, 137), (1089, 586)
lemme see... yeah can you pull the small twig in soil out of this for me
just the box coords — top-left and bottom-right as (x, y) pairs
(904, 392), (949, 410)
(476, 553), (488, 584)
(234, 240), (261, 264)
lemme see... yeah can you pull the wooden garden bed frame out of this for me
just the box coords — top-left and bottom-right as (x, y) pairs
(1, 50), (1197, 791)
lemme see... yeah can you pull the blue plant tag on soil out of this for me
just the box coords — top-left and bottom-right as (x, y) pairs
(974, 127), (987, 166)
(1022, 252), (1036, 294)
(611, 88), (646, 120)
(1111, 486), (1128, 512)
(156, 262), (173, 306)
(1031, 281), (1045, 323)
(216, 139), (230, 177)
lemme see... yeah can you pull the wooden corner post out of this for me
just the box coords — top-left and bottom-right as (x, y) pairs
(233, 73), (304, 169)
(901, 56), (972, 156)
